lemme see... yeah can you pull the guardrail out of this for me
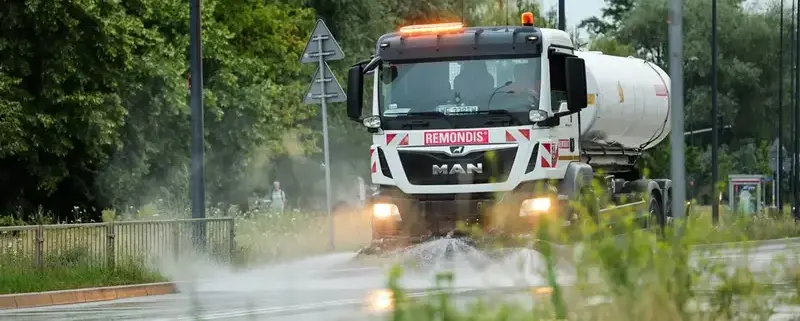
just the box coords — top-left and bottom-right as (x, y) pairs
(0, 218), (235, 269)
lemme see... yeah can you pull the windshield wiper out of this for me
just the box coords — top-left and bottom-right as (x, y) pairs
(403, 111), (455, 129)
(487, 81), (515, 109)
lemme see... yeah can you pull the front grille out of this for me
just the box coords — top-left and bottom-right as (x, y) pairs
(398, 147), (518, 185)
(420, 199), (490, 234)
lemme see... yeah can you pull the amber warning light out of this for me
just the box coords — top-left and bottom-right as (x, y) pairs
(398, 22), (465, 36)
(521, 12), (535, 26)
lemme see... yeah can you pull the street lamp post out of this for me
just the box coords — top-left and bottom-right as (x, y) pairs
(189, 0), (206, 248)
(778, 0), (784, 212)
(711, 0), (720, 224)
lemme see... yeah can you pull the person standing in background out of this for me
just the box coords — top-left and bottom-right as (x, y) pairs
(270, 181), (286, 212)
(357, 176), (366, 208)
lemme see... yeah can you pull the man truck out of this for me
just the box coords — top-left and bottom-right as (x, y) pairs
(345, 13), (673, 252)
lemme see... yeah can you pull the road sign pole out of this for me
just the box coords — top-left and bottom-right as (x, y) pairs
(317, 35), (335, 251)
(300, 20), (346, 251)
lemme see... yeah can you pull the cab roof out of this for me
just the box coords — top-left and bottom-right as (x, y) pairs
(376, 25), (548, 62)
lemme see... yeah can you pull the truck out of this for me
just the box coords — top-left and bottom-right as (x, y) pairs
(345, 13), (673, 252)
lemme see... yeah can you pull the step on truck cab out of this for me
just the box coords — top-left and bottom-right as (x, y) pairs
(345, 13), (673, 248)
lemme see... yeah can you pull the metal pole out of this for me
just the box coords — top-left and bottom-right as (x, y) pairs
(189, 0), (206, 247)
(317, 37), (335, 250)
(711, 0), (720, 224)
(792, 0), (797, 214)
(779, 0), (785, 212)
(795, 0), (800, 219)
(669, 0), (686, 220)
(558, 0), (566, 31)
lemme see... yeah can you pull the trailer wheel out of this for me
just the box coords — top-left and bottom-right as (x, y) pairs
(646, 194), (664, 231)
(579, 186), (600, 224)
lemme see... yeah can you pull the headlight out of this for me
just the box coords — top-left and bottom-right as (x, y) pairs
(362, 116), (381, 129)
(520, 197), (552, 216)
(529, 110), (548, 122)
(373, 203), (400, 220)
(366, 289), (394, 312)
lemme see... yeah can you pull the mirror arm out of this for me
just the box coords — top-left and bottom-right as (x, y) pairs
(550, 110), (577, 120)
(363, 56), (383, 74)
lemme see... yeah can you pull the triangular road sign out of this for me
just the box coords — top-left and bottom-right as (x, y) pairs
(300, 19), (345, 64)
(303, 61), (346, 104)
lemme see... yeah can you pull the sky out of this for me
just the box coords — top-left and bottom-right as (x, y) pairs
(538, 0), (770, 40)
(540, 0), (604, 30)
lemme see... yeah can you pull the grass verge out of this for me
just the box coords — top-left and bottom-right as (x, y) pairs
(0, 252), (165, 294)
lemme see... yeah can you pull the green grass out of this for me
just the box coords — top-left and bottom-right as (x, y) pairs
(0, 262), (165, 295)
(381, 200), (800, 321)
(0, 249), (165, 294)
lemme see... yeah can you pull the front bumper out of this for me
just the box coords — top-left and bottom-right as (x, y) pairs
(368, 184), (572, 241)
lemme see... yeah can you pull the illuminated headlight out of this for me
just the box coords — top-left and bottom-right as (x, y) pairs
(362, 116), (381, 129)
(529, 110), (548, 122)
(373, 203), (400, 220)
(520, 197), (552, 216)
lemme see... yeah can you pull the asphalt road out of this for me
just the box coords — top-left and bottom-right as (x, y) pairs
(0, 239), (560, 321)
(3, 238), (800, 321)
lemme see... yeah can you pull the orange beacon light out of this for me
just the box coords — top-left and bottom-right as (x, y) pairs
(398, 22), (464, 36)
(521, 12), (535, 26)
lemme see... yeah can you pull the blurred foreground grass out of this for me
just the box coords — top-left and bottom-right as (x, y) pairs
(382, 205), (800, 321)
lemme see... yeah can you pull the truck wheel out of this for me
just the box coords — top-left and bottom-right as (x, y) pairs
(646, 194), (664, 231)
(574, 186), (600, 227)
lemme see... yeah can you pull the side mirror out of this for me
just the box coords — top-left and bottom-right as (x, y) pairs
(347, 64), (364, 121)
(565, 57), (588, 112)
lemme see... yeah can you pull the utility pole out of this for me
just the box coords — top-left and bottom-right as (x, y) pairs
(189, 0), (206, 248)
(558, 0), (566, 31)
(711, 0), (720, 224)
(792, 0), (797, 215)
(669, 0), (686, 221)
(779, 0), (785, 213)
(795, 0), (800, 219)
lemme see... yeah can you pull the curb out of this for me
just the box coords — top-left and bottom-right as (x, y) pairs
(0, 282), (179, 310)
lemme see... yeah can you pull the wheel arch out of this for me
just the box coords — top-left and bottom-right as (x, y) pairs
(558, 162), (595, 197)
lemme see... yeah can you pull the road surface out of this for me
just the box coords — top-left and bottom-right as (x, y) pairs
(2, 238), (800, 320)
(0, 239), (561, 321)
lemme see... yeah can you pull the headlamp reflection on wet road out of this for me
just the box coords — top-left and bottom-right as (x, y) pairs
(366, 289), (395, 312)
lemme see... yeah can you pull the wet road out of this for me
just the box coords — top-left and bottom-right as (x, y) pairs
(0, 240), (562, 321)
(3, 239), (800, 320)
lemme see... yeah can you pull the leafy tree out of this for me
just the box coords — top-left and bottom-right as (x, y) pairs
(579, 0), (635, 36)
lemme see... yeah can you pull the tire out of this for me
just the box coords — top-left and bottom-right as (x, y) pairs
(646, 194), (664, 232)
(663, 191), (673, 226)
(579, 186), (601, 224)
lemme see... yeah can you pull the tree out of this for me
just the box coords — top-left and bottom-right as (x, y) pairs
(579, 0), (635, 36)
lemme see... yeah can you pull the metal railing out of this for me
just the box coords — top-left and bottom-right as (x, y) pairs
(0, 218), (235, 269)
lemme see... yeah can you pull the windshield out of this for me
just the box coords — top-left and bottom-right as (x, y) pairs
(379, 58), (542, 117)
